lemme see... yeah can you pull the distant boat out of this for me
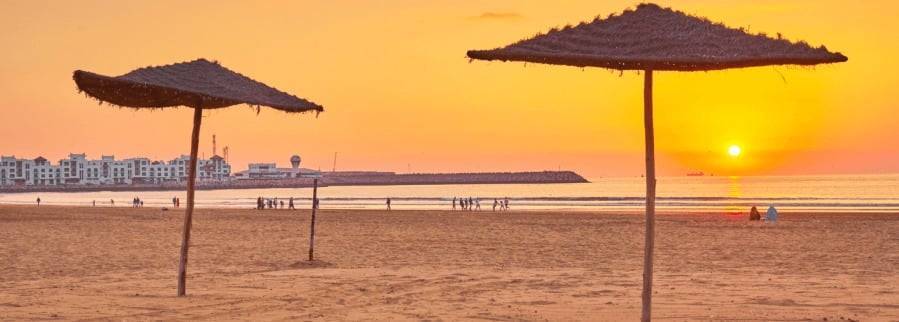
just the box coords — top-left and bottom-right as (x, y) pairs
(686, 171), (704, 176)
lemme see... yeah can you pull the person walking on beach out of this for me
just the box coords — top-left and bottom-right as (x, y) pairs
(176, 197), (180, 208)
(386, 197), (392, 211)
(493, 198), (498, 212)
(475, 198), (481, 211)
(173, 197), (177, 207)
(92, 200), (96, 207)
(257, 196), (263, 210)
(110, 199), (115, 206)
(288, 197), (295, 210)
(504, 197), (509, 211)
(452, 197), (457, 211)
(36, 197), (41, 206)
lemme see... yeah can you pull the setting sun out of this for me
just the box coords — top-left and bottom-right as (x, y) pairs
(728, 145), (741, 157)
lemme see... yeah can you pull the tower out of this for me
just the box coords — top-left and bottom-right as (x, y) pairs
(290, 155), (301, 178)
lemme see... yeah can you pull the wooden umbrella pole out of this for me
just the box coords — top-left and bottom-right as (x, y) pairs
(641, 69), (656, 322)
(177, 106), (203, 296)
(309, 178), (318, 261)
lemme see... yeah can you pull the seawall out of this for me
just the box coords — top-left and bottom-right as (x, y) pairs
(0, 171), (588, 193)
(322, 171), (589, 186)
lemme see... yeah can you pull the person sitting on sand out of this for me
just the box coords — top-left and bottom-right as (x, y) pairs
(749, 206), (761, 221)
(765, 205), (779, 222)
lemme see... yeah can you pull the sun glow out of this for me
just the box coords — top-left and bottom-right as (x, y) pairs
(728, 145), (742, 157)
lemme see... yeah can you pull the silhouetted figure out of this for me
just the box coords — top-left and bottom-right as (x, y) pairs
(386, 197), (392, 211)
(288, 197), (295, 210)
(453, 197), (457, 210)
(749, 206), (761, 221)
(36, 197), (41, 206)
(493, 199), (498, 211)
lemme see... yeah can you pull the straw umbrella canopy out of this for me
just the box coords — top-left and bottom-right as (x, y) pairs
(73, 58), (324, 296)
(467, 3), (846, 321)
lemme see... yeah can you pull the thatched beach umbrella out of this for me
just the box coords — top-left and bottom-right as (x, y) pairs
(467, 4), (846, 320)
(73, 58), (323, 296)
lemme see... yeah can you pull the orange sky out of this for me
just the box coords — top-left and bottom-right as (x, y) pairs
(1, 1), (895, 178)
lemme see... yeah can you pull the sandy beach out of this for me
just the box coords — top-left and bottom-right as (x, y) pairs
(1, 204), (897, 321)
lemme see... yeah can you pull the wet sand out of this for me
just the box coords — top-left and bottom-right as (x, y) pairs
(1, 204), (897, 321)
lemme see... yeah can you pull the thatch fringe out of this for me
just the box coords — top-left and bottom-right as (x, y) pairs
(73, 58), (324, 113)
(467, 3), (847, 71)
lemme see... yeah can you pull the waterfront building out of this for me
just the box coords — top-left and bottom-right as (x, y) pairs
(0, 153), (231, 186)
(232, 162), (316, 180)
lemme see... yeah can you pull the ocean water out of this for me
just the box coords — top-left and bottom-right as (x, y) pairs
(2, 174), (898, 212)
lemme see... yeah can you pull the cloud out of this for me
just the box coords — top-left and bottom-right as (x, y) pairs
(470, 12), (523, 21)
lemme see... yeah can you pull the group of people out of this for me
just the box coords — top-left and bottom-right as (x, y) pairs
(171, 197), (180, 208)
(258, 196), (291, 210)
(452, 197), (480, 211)
(493, 198), (510, 211)
(132, 197), (144, 208)
(748, 205), (779, 221)
(256, 196), (315, 210)
(450, 197), (510, 211)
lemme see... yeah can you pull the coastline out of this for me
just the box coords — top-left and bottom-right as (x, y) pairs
(1, 204), (896, 321)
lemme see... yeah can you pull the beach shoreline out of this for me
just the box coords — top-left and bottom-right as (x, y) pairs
(1, 204), (897, 321)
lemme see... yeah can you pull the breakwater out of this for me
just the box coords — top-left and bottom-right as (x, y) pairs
(322, 171), (588, 186)
(0, 171), (588, 193)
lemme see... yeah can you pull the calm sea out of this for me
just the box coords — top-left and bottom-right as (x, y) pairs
(2, 174), (898, 212)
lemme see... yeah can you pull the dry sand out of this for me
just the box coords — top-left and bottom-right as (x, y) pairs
(1, 204), (897, 321)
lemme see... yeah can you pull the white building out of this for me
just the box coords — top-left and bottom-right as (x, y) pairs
(0, 153), (231, 186)
(232, 162), (316, 180)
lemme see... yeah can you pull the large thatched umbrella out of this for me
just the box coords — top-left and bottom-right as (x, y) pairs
(73, 58), (324, 296)
(467, 4), (846, 320)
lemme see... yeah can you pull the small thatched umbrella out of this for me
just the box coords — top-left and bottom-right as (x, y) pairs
(467, 4), (846, 320)
(73, 58), (323, 296)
